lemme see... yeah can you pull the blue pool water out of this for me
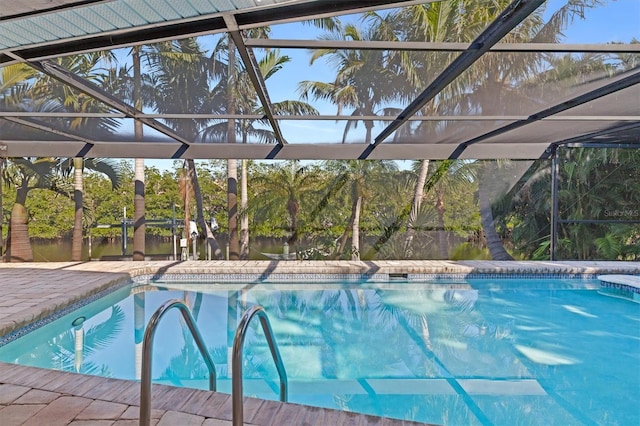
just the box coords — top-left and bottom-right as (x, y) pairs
(1, 278), (638, 425)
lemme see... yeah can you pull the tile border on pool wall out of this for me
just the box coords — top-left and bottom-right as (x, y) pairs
(598, 281), (640, 302)
(134, 273), (391, 283)
(0, 279), (132, 348)
(410, 273), (602, 280)
(133, 272), (603, 284)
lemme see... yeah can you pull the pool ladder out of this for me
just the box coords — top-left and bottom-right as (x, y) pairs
(139, 301), (287, 426)
(232, 305), (288, 426)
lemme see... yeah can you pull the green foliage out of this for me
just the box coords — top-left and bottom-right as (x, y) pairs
(497, 148), (640, 260)
(25, 189), (74, 238)
(594, 233), (622, 259)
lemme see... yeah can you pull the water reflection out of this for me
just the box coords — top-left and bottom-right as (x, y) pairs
(0, 282), (638, 426)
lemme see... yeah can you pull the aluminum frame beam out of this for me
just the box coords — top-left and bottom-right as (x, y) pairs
(24, 58), (194, 156)
(0, 116), (94, 144)
(449, 68), (640, 159)
(0, 140), (553, 160)
(245, 38), (640, 53)
(223, 14), (286, 146)
(2, 111), (638, 122)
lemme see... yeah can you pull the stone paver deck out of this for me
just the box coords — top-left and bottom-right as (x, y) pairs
(1, 260), (639, 425)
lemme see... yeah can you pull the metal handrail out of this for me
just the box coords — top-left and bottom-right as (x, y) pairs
(232, 305), (288, 426)
(139, 299), (217, 426)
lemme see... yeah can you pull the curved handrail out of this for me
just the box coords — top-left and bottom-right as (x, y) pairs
(139, 299), (216, 426)
(232, 305), (288, 426)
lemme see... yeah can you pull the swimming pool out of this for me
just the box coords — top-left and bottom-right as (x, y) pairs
(0, 277), (638, 425)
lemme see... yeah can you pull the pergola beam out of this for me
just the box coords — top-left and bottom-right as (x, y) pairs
(0, 116), (94, 144)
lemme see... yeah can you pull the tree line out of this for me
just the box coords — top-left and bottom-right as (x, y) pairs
(1, 0), (638, 261)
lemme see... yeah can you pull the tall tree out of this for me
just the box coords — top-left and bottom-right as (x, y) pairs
(140, 39), (225, 258)
(132, 46), (146, 261)
(28, 52), (120, 261)
(64, 158), (123, 261)
(204, 42), (319, 259)
(0, 61), (38, 251)
(251, 160), (321, 252)
(325, 160), (397, 260)
(298, 23), (401, 144)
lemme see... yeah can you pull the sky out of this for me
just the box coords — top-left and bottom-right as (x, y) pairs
(144, 0), (640, 172)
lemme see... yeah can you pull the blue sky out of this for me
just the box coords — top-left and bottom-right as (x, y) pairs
(145, 0), (639, 171)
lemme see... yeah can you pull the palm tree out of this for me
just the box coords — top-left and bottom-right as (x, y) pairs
(0, 157), (4, 259)
(251, 160), (321, 252)
(226, 35), (240, 260)
(140, 39), (225, 258)
(204, 40), (319, 258)
(64, 158), (124, 261)
(0, 64), (37, 261)
(133, 46), (145, 261)
(477, 161), (515, 260)
(367, 3), (465, 258)
(3, 158), (68, 261)
(298, 23), (401, 144)
(404, 160), (429, 257)
(133, 158), (145, 260)
(386, 1), (603, 259)
(3, 157), (123, 262)
(324, 160), (397, 260)
(26, 52), (120, 261)
(2, 158), (66, 261)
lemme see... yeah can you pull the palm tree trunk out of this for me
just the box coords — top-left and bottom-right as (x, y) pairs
(436, 188), (448, 259)
(478, 167), (513, 260)
(1, 158), (5, 261)
(227, 159), (239, 260)
(351, 195), (362, 260)
(240, 159), (249, 259)
(7, 184), (32, 262)
(334, 214), (354, 260)
(132, 47), (146, 261)
(404, 160), (429, 258)
(227, 37), (240, 260)
(180, 163), (193, 258)
(287, 200), (299, 246)
(71, 158), (83, 261)
(133, 159), (145, 260)
(187, 159), (222, 259)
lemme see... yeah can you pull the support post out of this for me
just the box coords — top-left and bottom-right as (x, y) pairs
(122, 207), (128, 256)
(550, 146), (559, 261)
(172, 203), (177, 261)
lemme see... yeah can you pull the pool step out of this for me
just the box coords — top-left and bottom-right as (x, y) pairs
(597, 274), (640, 302)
